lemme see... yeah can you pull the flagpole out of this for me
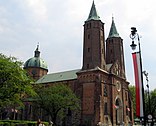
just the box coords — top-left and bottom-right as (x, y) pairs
(130, 27), (146, 126)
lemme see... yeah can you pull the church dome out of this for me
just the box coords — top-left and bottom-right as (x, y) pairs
(24, 45), (48, 70)
(24, 57), (48, 70)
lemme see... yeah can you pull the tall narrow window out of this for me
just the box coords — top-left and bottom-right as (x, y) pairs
(104, 102), (108, 115)
(125, 92), (127, 101)
(88, 48), (90, 52)
(126, 106), (128, 115)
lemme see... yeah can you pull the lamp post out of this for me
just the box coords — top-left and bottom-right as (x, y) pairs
(143, 71), (150, 113)
(129, 27), (146, 125)
(143, 71), (153, 125)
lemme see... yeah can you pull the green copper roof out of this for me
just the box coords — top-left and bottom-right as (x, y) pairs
(36, 69), (80, 84)
(86, 1), (100, 21)
(24, 57), (48, 69)
(108, 17), (120, 38)
(24, 45), (48, 70)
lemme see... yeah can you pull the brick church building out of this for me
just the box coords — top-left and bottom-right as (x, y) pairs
(24, 1), (133, 126)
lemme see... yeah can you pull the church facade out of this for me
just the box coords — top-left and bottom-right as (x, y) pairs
(24, 1), (133, 126)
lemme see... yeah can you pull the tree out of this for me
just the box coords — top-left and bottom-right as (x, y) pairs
(0, 53), (35, 110)
(129, 85), (156, 122)
(146, 89), (156, 120)
(34, 84), (80, 126)
(129, 85), (136, 118)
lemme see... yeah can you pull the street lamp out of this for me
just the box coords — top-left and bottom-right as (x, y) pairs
(129, 27), (146, 126)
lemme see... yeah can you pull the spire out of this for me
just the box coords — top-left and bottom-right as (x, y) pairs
(34, 43), (40, 57)
(108, 17), (120, 38)
(86, 1), (100, 21)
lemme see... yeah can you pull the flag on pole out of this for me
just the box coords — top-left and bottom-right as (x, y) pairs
(132, 52), (144, 117)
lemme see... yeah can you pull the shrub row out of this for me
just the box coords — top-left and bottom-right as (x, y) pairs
(0, 120), (48, 126)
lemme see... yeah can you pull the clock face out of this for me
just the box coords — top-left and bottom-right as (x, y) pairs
(116, 81), (121, 92)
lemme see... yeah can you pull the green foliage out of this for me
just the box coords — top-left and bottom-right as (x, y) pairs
(0, 120), (48, 126)
(34, 84), (80, 125)
(149, 89), (156, 118)
(0, 53), (36, 108)
(129, 85), (136, 117)
(129, 85), (156, 120)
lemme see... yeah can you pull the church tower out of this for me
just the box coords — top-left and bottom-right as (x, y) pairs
(82, 1), (106, 70)
(106, 17), (125, 78)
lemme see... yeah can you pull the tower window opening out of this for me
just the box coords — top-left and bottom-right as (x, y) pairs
(111, 39), (113, 43)
(89, 23), (91, 28)
(88, 48), (90, 52)
(87, 64), (89, 69)
(88, 34), (90, 39)
(126, 106), (128, 115)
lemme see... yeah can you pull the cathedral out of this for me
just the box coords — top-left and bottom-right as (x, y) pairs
(24, 1), (133, 126)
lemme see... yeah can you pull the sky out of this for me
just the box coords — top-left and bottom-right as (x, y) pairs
(0, 0), (156, 90)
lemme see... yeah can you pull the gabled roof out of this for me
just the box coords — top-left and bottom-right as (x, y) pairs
(36, 69), (80, 84)
(86, 1), (100, 21)
(108, 17), (120, 38)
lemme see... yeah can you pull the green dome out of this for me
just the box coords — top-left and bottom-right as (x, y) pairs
(24, 45), (48, 70)
(24, 57), (48, 70)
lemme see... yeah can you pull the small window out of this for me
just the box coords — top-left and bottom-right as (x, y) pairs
(88, 34), (90, 39)
(126, 106), (128, 115)
(89, 23), (91, 28)
(87, 64), (89, 69)
(88, 48), (90, 52)
(87, 24), (89, 28)
(104, 85), (108, 97)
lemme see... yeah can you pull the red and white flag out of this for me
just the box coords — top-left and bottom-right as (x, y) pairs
(132, 52), (144, 117)
(127, 107), (130, 112)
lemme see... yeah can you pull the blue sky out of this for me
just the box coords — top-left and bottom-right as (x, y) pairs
(0, 0), (156, 90)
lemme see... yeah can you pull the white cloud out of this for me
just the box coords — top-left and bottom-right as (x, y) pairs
(19, 0), (48, 23)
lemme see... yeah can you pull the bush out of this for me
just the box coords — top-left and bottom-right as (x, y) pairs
(0, 120), (48, 126)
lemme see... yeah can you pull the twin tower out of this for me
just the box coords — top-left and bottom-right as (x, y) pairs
(83, 1), (125, 78)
